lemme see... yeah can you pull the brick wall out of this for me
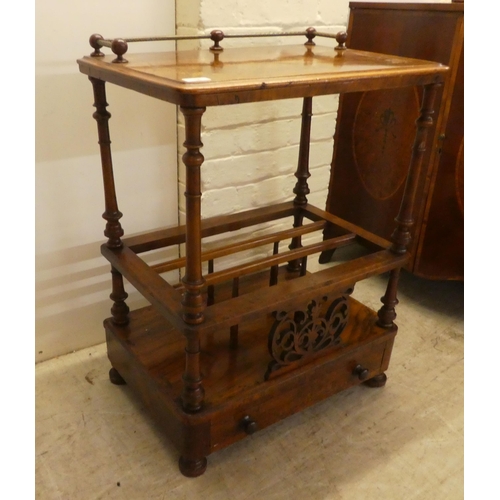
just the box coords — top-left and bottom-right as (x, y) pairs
(176, 0), (349, 268)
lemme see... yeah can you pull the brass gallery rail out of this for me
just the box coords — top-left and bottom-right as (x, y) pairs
(88, 28), (348, 63)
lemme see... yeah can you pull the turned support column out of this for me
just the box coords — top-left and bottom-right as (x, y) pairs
(377, 268), (400, 328)
(180, 106), (206, 325)
(89, 77), (124, 249)
(181, 333), (205, 412)
(288, 96), (313, 272)
(110, 266), (130, 325)
(180, 106), (206, 413)
(90, 78), (130, 326)
(373, 84), (439, 388)
(371, 266), (399, 388)
(379, 83), (439, 328)
(391, 83), (440, 255)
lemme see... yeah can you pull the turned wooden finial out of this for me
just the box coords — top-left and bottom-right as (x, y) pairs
(89, 34), (104, 57)
(305, 27), (317, 46)
(335, 31), (348, 53)
(210, 30), (225, 52)
(111, 38), (128, 63)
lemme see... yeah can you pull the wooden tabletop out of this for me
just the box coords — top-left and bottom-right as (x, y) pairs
(77, 44), (448, 107)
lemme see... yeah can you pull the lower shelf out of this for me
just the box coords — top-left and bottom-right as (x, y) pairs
(105, 296), (396, 476)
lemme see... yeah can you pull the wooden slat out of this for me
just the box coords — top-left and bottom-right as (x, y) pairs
(196, 249), (408, 335)
(303, 205), (392, 249)
(123, 201), (297, 253)
(101, 244), (185, 330)
(202, 233), (356, 287)
(150, 220), (326, 274)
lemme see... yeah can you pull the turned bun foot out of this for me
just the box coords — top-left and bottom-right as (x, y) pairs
(109, 367), (126, 385)
(178, 456), (207, 478)
(363, 373), (387, 388)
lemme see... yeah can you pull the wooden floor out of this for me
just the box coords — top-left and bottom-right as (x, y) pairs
(35, 251), (464, 499)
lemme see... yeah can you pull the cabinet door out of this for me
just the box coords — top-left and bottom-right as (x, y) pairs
(325, 3), (463, 279)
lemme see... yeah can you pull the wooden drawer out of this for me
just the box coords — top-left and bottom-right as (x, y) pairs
(209, 333), (395, 453)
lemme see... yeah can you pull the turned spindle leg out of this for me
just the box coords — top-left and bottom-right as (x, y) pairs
(367, 84), (440, 389)
(89, 77), (124, 249)
(366, 267), (400, 388)
(181, 333), (205, 412)
(90, 77), (130, 379)
(391, 83), (440, 255)
(110, 266), (130, 325)
(180, 106), (206, 413)
(288, 96), (313, 272)
(180, 106), (206, 325)
(377, 268), (400, 328)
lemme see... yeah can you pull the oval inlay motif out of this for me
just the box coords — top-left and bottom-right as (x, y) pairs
(455, 138), (464, 215)
(353, 88), (420, 200)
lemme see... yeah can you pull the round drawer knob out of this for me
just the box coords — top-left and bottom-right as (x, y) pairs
(353, 364), (370, 381)
(241, 415), (258, 435)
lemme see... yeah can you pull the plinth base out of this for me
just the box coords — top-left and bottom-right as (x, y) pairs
(105, 295), (396, 476)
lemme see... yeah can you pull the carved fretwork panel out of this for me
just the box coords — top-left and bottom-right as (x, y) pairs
(265, 288), (353, 379)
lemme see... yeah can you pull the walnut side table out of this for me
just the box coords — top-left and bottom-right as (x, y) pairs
(77, 30), (447, 477)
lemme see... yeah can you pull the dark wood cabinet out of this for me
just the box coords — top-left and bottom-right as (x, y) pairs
(323, 2), (464, 280)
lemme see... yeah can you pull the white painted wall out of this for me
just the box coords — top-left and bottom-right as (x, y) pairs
(35, 1), (178, 362)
